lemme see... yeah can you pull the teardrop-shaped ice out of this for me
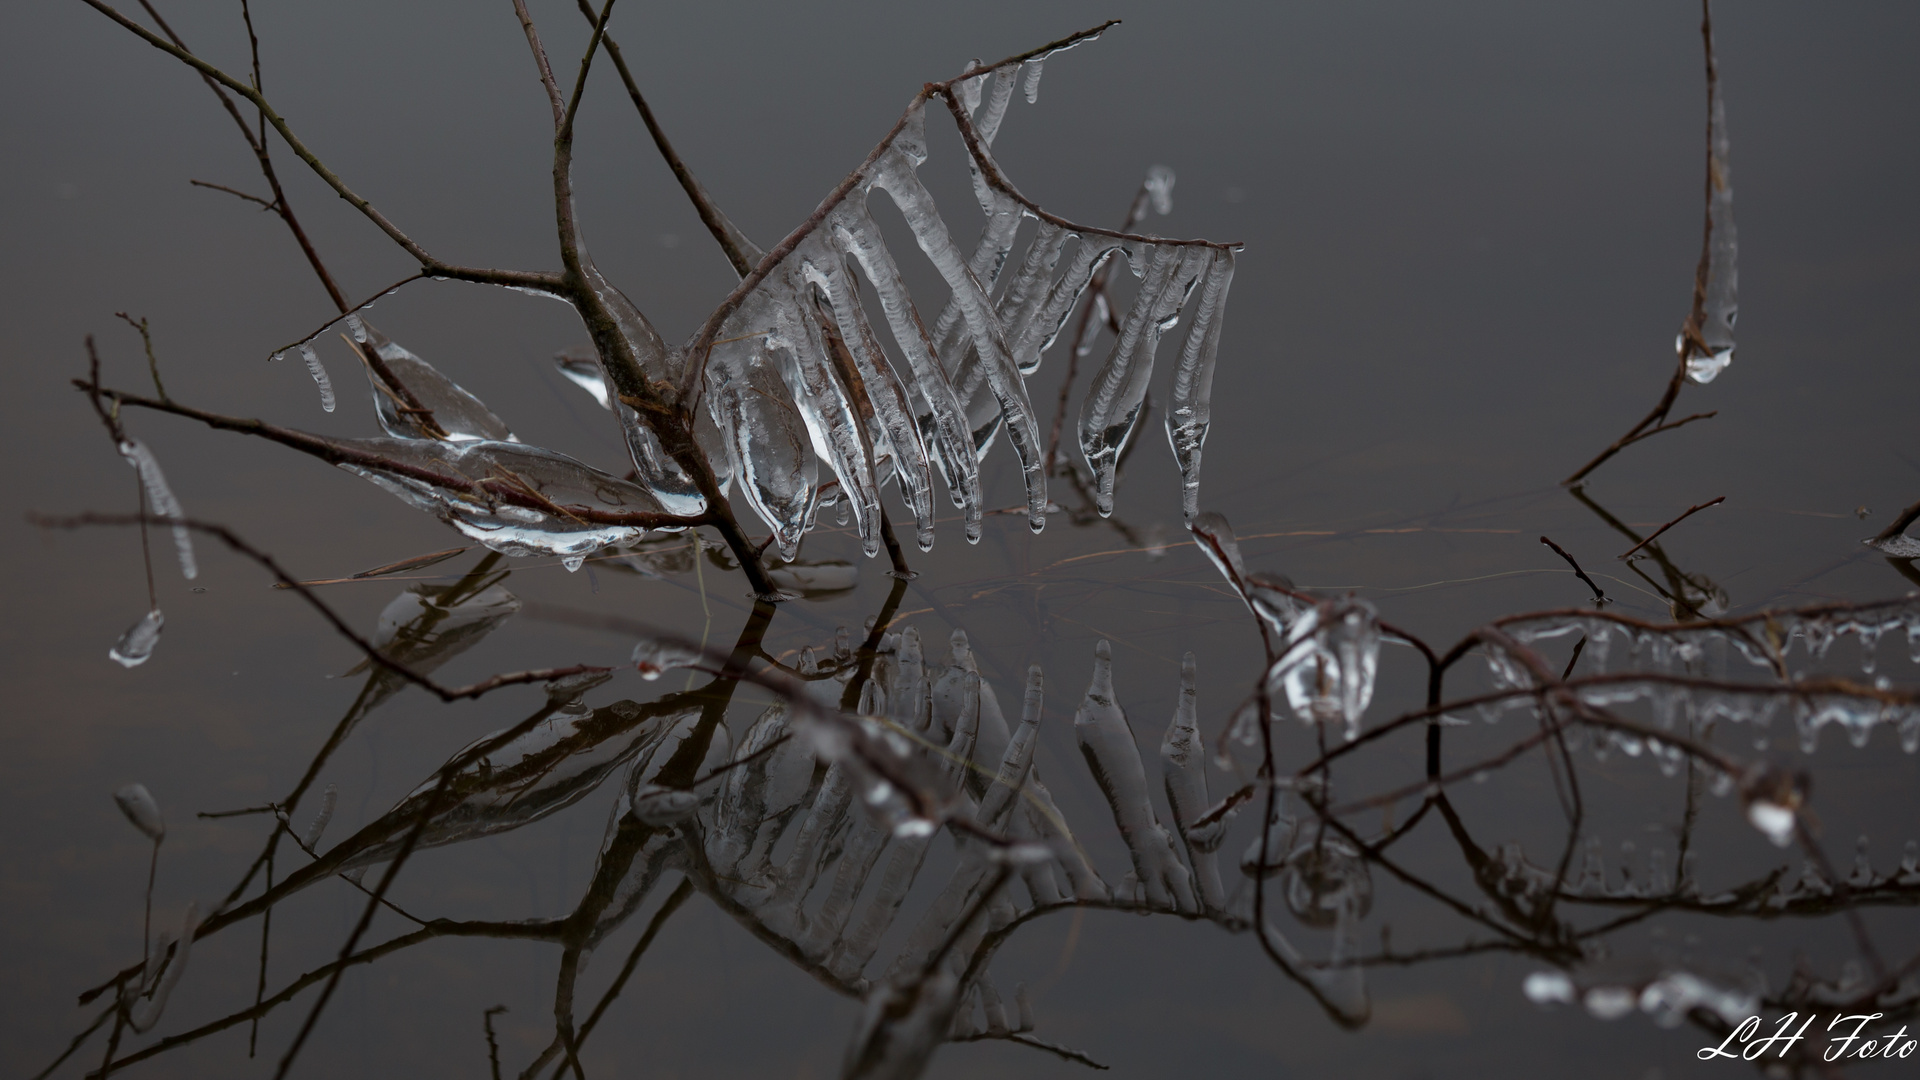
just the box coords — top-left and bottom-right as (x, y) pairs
(110, 609), (164, 668)
(114, 783), (165, 842)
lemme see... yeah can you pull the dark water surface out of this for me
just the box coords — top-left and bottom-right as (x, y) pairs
(5, 2), (1920, 1077)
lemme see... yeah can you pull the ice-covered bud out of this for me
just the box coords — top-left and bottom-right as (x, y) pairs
(114, 783), (165, 843)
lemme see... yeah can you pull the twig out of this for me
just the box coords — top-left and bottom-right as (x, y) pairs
(576, 0), (761, 277)
(1539, 535), (1607, 603)
(1618, 496), (1724, 560)
(1871, 497), (1920, 546)
(188, 178), (275, 210)
(113, 313), (167, 401)
(484, 1006), (509, 1080)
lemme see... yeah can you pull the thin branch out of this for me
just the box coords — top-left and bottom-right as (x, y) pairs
(1540, 535), (1607, 604)
(188, 178), (275, 210)
(1872, 497), (1920, 546)
(578, 0), (760, 277)
(1618, 496), (1724, 560)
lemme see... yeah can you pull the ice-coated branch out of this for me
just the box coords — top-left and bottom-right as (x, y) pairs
(1565, 0), (1733, 485)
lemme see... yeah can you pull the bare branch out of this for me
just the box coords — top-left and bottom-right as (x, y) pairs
(79, 0), (564, 295)
(188, 178), (275, 210)
(1618, 495), (1724, 560)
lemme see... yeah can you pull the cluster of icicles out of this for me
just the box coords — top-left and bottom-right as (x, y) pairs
(1483, 602), (1920, 759)
(269, 44), (1233, 568)
(239, 625), (1372, 1061)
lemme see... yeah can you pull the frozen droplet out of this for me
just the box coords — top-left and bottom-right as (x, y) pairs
(114, 783), (165, 842)
(299, 343), (335, 413)
(1523, 970), (1576, 1005)
(110, 609), (164, 668)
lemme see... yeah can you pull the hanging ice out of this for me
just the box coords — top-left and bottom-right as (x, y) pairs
(298, 343), (335, 413)
(330, 435), (677, 562)
(118, 438), (197, 580)
(1680, 15), (1737, 385)
(110, 609), (164, 668)
(1270, 598), (1381, 742)
(349, 321), (515, 443)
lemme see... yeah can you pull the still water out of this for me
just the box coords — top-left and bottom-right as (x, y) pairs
(4, 1), (1920, 1077)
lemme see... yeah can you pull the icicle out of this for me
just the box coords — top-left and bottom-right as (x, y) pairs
(303, 785), (337, 850)
(804, 243), (937, 549)
(871, 126), (1048, 531)
(110, 609), (164, 668)
(1078, 245), (1210, 516)
(1165, 249), (1235, 520)
(985, 220), (1072, 375)
(298, 343), (335, 413)
(978, 664), (1043, 827)
(767, 275), (883, 556)
(1022, 59), (1043, 104)
(831, 201), (983, 542)
(1075, 640), (1197, 912)
(705, 297), (816, 559)
(1682, 34), (1737, 386)
(128, 902), (201, 1032)
(979, 975), (1012, 1035)
(114, 784), (165, 842)
(118, 439), (197, 580)
(1161, 653), (1226, 912)
(973, 66), (1020, 147)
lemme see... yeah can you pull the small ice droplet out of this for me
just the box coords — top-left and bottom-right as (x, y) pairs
(345, 313), (368, 343)
(299, 343), (335, 413)
(562, 554), (586, 573)
(1523, 970), (1576, 1005)
(1746, 801), (1797, 847)
(110, 609), (164, 667)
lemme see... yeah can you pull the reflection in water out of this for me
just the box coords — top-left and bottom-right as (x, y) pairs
(43, 529), (1920, 1077)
